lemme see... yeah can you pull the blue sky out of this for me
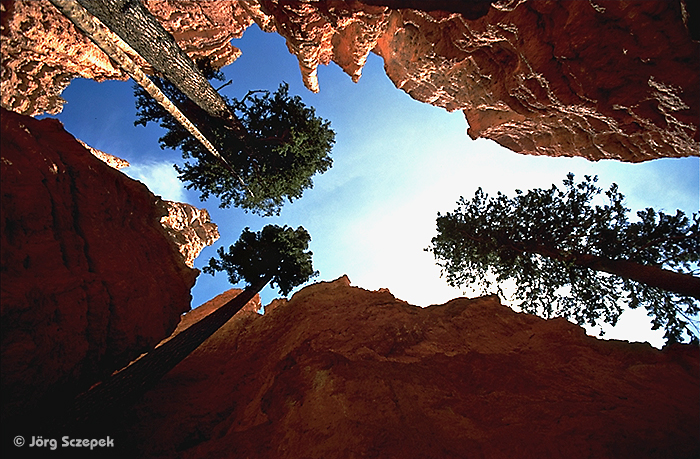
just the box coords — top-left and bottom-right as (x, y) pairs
(45, 25), (698, 348)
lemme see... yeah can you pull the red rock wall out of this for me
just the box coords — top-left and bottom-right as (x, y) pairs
(0, 0), (130, 116)
(375, 1), (700, 161)
(3, 0), (697, 162)
(0, 107), (198, 423)
(260, 0), (699, 161)
(123, 276), (699, 458)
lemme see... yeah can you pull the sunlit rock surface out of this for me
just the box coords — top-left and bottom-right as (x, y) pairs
(0, 0), (130, 115)
(2, 0), (697, 162)
(260, 0), (699, 161)
(122, 276), (699, 458)
(0, 0), (250, 115)
(0, 107), (198, 424)
(142, 0), (267, 70)
(77, 139), (131, 169)
(159, 200), (220, 268)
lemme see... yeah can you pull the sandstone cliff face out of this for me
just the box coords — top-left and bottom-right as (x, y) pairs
(76, 141), (220, 268)
(0, 0), (130, 116)
(142, 0), (271, 70)
(0, 107), (198, 424)
(3, 0), (697, 162)
(123, 276), (699, 459)
(260, 0), (699, 161)
(416, 1), (700, 160)
(0, 0), (249, 116)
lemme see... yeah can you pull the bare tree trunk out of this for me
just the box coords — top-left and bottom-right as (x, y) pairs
(59, 275), (272, 429)
(527, 243), (700, 300)
(572, 254), (700, 300)
(455, 228), (700, 299)
(48, 0), (251, 193)
(77, 0), (251, 140)
(75, 0), (231, 120)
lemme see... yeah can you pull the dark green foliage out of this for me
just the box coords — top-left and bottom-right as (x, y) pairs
(427, 173), (699, 343)
(134, 66), (334, 216)
(203, 225), (318, 296)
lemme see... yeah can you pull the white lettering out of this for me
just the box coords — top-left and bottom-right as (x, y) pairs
(29, 436), (58, 450)
(60, 435), (115, 449)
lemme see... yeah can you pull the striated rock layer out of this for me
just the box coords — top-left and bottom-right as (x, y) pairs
(122, 276), (699, 458)
(3, 0), (697, 162)
(0, 107), (198, 425)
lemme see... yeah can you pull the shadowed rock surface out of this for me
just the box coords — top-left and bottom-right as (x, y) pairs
(121, 276), (699, 458)
(2, 0), (697, 162)
(0, 107), (198, 426)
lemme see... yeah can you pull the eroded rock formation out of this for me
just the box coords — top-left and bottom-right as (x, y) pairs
(77, 139), (131, 169)
(260, 0), (699, 161)
(121, 276), (699, 458)
(142, 0), (272, 69)
(0, 0), (130, 115)
(0, 107), (198, 425)
(159, 200), (220, 268)
(2, 0), (698, 162)
(76, 141), (219, 268)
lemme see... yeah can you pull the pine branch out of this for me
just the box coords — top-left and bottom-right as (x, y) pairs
(48, 0), (254, 198)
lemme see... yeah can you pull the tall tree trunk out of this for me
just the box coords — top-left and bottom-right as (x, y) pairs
(77, 0), (250, 140)
(527, 243), (700, 300)
(48, 0), (251, 193)
(75, 0), (233, 123)
(57, 275), (272, 430)
(455, 228), (699, 300)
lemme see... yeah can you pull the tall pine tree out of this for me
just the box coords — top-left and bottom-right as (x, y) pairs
(135, 66), (334, 216)
(428, 174), (699, 343)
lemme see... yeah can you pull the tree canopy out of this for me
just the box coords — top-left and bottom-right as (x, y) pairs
(134, 66), (334, 216)
(427, 173), (700, 343)
(203, 224), (318, 296)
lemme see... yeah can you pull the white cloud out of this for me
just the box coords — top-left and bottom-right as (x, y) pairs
(124, 161), (187, 202)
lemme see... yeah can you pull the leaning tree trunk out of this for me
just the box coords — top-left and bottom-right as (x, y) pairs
(526, 243), (700, 300)
(456, 229), (700, 299)
(570, 253), (700, 300)
(48, 0), (251, 192)
(76, 0), (250, 139)
(75, 0), (233, 122)
(55, 275), (272, 433)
